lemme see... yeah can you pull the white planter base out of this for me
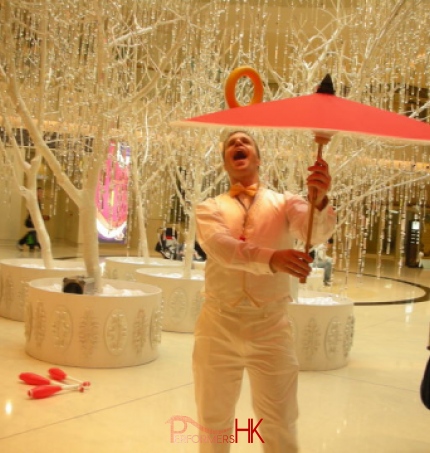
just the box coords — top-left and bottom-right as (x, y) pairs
(289, 291), (355, 371)
(25, 278), (162, 368)
(104, 256), (182, 281)
(135, 267), (204, 333)
(0, 258), (85, 321)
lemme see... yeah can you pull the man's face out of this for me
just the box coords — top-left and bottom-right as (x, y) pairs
(223, 132), (260, 183)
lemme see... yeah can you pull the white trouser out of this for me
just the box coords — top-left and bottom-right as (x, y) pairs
(193, 300), (299, 453)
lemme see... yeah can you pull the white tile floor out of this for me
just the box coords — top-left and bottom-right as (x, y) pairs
(1, 242), (430, 452)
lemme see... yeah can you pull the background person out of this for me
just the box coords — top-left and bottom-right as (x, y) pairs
(17, 187), (50, 251)
(313, 237), (334, 286)
(193, 130), (336, 452)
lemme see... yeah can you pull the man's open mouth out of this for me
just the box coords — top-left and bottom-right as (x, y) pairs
(233, 150), (247, 160)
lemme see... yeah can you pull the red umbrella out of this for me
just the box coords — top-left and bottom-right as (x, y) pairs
(173, 73), (430, 145)
(172, 70), (430, 281)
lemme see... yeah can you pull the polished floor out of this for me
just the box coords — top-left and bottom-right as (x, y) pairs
(1, 241), (430, 452)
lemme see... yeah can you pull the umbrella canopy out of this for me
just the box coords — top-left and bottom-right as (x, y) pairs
(171, 72), (430, 283)
(172, 74), (430, 146)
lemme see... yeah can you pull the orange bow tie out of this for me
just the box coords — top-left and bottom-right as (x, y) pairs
(229, 184), (258, 198)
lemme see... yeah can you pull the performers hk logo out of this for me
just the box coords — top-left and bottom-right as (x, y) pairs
(166, 415), (264, 444)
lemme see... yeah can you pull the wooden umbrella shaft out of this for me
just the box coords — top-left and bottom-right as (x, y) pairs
(299, 135), (330, 284)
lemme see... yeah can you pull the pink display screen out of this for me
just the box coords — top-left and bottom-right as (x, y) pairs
(96, 142), (130, 243)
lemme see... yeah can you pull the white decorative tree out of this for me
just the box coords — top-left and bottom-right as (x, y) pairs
(0, 0), (216, 291)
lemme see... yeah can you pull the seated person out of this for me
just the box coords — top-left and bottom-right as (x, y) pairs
(17, 188), (50, 251)
(155, 227), (180, 259)
(176, 240), (206, 262)
(312, 238), (333, 286)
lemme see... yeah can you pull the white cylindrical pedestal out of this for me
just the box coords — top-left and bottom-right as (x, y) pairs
(135, 267), (204, 333)
(0, 258), (86, 321)
(25, 278), (162, 368)
(104, 256), (182, 281)
(289, 291), (354, 371)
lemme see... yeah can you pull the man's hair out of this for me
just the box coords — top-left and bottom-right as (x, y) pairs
(221, 130), (260, 160)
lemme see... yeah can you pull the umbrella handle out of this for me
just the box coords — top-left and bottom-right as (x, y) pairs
(300, 136), (330, 284)
(299, 196), (317, 285)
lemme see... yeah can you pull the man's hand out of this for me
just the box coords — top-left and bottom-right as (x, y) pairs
(307, 157), (331, 209)
(269, 249), (313, 279)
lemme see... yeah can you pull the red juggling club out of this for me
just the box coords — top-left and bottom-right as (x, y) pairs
(48, 367), (91, 387)
(28, 384), (84, 399)
(19, 372), (52, 386)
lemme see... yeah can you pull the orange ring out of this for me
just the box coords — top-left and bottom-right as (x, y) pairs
(224, 66), (264, 108)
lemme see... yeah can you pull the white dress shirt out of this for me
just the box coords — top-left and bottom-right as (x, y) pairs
(196, 187), (336, 307)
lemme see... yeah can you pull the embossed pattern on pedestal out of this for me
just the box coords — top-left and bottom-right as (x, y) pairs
(16, 279), (26, 315)
(325, 317), (342, 359)
(302, 317), (322, 360)
(34, 301), (47, 348)
(150, 307), (163, 348)
(343, 314), (355, 357)
(132, 309), (147, 354)
(167, 287), (188, 323)
(2, 273), (13, 311)
(25, 277), (162, 367)
(24, 301), (32, 341)
(79, 309), (100, 357)
(105, 308), (128, 356)
(290, 293), (355, 370)
(52, 306), (73, 350)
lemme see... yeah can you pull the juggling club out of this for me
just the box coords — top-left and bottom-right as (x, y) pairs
(28, 384), (85, 399)
(48, 367), (91, 388)
(19, 372), (54, 386)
